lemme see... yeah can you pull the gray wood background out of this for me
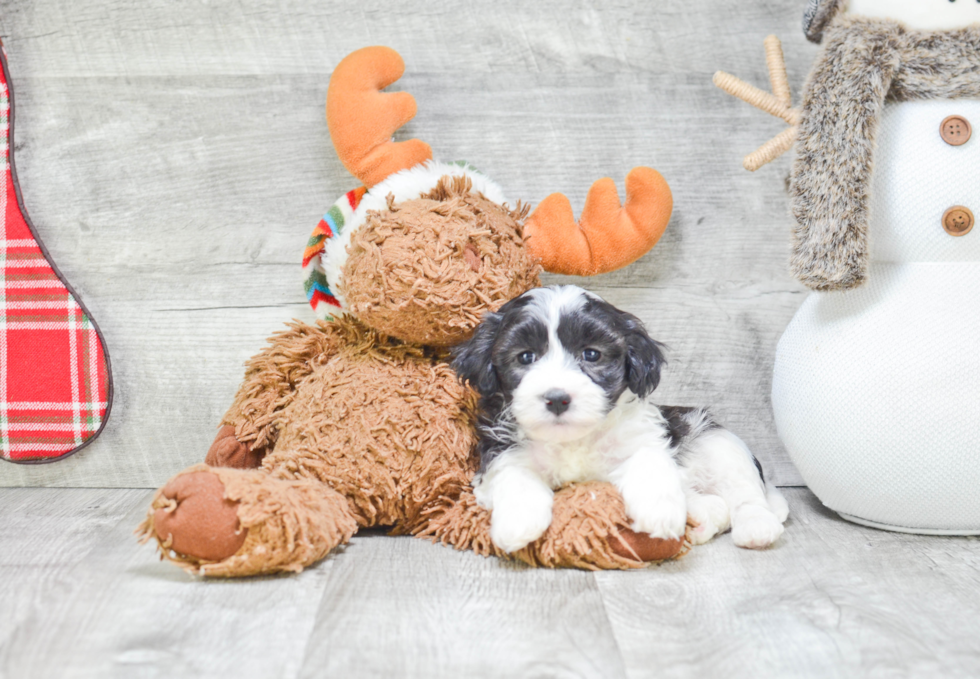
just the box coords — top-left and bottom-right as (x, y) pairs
(4, 487), (980, 678)
(0, 0), (819, 488)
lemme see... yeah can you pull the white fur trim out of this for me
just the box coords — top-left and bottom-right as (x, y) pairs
(324, 161), (507, 309)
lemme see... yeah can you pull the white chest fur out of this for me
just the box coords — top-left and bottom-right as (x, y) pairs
(509, 396), (665, 488)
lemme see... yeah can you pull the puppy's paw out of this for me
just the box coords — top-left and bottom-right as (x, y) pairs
(489, 493), (554, 554)
(626, 490), (687, 541)
(686, 493), (730, 545)
(731, 504), (784, 549)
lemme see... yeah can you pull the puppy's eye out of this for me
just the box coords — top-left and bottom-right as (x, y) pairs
(518, 351), (536, 365)
(582, 348), (601, 362)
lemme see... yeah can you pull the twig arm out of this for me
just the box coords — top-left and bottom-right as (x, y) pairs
(764, 35), (792, 107)
(712, 35), (801, 171)
(744, 126), (798, 172)
(712, 71), (799, 125)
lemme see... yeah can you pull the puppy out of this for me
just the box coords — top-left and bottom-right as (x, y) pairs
(452, 285), (788, 554)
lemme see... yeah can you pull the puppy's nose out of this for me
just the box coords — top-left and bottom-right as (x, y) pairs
(543, 390), (572, 416)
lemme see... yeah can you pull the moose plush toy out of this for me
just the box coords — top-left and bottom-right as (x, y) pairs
(139, 46), (679, 576)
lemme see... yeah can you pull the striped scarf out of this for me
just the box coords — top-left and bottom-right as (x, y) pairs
(302, 186), (366, 319)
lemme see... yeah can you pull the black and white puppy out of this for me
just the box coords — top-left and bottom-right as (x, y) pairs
(452, 285), (788, 553)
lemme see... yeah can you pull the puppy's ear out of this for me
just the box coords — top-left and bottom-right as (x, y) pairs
(452, 311), (502, 395)
(623, 314), (667, 398)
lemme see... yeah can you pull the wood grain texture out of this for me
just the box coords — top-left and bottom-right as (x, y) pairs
(0, 487), (147, 673)
(0, 489), (337, 679)
(301, 533), (627, 679)
(0, 0), (818, 486)
(3, 488), (980, 678)
(596, 491), (980, 679)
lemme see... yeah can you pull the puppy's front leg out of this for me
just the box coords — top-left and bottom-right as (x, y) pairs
(475, 461), (554, 554)
(609, 447), (687, 540)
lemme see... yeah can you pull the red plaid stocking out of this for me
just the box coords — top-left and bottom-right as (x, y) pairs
(0, 43), (111, 463)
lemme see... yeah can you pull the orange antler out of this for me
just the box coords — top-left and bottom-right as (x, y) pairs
(326, 46), (432, 187)
(524, 167), (672, 276)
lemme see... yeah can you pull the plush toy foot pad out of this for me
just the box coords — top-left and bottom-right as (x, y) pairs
(0, 43), (111, 463)
(609, 527), (689, 563)
(150, 470), (248, 562)
(139, 464), (359, 577)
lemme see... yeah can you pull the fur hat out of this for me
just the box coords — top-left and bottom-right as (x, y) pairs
(803, 0), (844, 43)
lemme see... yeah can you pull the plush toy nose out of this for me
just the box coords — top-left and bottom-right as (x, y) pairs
(543, 390), (572, 416)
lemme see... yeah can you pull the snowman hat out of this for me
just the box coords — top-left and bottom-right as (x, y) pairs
(803, 0), (844, 42)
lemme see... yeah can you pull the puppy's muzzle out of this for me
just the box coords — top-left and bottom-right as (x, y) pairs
(542, 389), (572, 416)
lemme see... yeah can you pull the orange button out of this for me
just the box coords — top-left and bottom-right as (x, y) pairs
(940, 115), (972, 146)
(942, 206), (974, 236)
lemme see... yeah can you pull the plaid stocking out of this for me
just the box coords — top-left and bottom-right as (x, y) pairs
(0, 43), (111, 464)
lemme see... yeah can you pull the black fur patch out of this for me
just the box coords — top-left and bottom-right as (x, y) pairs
(557, 297), (666, 401)
(752, 455), (766, 485)
(452, 294), (548, 472)
(659, 405), (697, 448)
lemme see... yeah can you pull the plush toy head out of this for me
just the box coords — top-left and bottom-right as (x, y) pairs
(304, 46), (673, 346)
(343, 174), (538, 347)
(324, 165), (540, 347)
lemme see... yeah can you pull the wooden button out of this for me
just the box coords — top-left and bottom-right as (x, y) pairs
(940, 115), (972, 146)
(942, 206), (974, 237)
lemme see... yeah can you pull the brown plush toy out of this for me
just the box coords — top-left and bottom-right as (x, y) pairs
(139, 46), (681, 577)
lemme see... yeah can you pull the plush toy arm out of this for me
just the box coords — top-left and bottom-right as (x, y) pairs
(220, 320), (344, 454)
(419, 482), (688, 569)
(524, 167), (672, 277)
(789, 18), (899, 291)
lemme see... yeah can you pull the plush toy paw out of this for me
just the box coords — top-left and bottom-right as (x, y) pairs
(140, 465), (359, 576)
(608, 528), (688, 562)
(205, 425), (267, 469)
(422, 482), (689, 569)
(150, 469), (247, 562)
(731, 504), (784, 549)
(686, 493), (731, 545)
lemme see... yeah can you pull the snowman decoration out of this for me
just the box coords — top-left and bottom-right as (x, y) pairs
(716, 0), (980, 533)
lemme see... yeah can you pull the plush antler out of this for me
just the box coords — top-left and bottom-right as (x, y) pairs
(713, 36), (801, 171)
(327, 46), (432, 187)
(524, 167), (672, 276)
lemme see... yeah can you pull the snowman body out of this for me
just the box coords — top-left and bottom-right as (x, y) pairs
(772, 0), (980, 533)
(774, 97), (980, 533)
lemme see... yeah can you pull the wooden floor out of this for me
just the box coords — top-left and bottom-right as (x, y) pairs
(1, 487), (978, 678)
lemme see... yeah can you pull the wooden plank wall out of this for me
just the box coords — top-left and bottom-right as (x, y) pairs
(0, 0), (820, 487)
